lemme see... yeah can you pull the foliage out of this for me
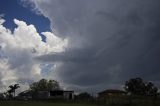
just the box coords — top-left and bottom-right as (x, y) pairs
(30, 79), (60, 91)
(7, 84), (20, 98)
(124, 78), (158, 96)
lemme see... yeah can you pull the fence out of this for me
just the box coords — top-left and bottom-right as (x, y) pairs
(96, 95), (160, 106)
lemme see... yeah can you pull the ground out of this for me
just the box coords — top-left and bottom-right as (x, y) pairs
(0, 100), (160, 106)
(0, 101), (100, 106)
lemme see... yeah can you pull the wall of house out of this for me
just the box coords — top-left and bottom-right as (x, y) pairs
(37, 91), (50, 99)
(98, 92), (126, 101)
(63, 92), (74, 100)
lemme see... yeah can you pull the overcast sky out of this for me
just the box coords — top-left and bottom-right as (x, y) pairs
(0, 0), (160, 93)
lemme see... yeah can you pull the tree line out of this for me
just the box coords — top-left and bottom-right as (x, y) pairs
(0, 77), (159, 100)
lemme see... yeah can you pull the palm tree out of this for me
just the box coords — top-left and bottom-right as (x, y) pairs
(7, 84), (20, 98)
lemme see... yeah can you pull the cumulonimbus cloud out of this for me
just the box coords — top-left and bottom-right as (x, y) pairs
(17, 0), (160, 93)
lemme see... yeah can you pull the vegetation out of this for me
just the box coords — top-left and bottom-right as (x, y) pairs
(2, 84), (20, 99)
(0, 78), (160, 106)
(124, 78), (158, 96)
(28, 79), (61, 99)
(30, 79), (60, 91)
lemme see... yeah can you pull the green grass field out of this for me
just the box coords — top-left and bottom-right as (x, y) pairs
(0, 101), (160, 106)
(0, 101), (101, 106)
(0, 100), (160, 106)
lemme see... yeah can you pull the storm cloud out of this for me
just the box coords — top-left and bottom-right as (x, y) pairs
(21, 0), (160, 92)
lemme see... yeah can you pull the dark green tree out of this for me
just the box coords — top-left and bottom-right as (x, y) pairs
(145, 82), (158, 96)
(124, 78), (158, 96)
(7, 84), (20, 98)
(30, 79), (60, 91)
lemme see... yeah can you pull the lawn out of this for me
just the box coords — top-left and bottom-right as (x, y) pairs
(0, 101), (101, 106)
(0, 100), (160, 106)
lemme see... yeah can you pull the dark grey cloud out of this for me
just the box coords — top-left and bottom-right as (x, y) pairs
(29, 0), (160, 92)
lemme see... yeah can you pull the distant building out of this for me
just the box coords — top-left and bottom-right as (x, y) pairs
(36, 91), (50, 99)
(18, 90), (74, 100)
(98, 89), (126, 100)
(17, 90), (32, 100)
(50, 90), (74, 100)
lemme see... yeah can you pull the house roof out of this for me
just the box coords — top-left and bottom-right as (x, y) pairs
(18, 90), (32, 96)
(98, 89), (126, 94)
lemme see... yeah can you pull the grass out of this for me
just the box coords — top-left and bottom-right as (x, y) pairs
(0, 97), (160, 106)
(0, 101), (160, 106)
(0, 101), (101, 106)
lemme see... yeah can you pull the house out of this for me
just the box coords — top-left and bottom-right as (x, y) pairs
(18, 90), (74, 100)
(17, 90), (32, 100)
(98, 89), (126, 100)
(35, 91), (50, 99)
(49, 90), (74, 100)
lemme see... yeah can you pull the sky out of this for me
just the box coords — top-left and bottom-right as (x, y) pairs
(0, 0), (160, 94)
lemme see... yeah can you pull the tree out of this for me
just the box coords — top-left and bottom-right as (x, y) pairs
(145, 82), (158, 96)
(47, 79), (60, 90)
(7, 84), (20, 98)
(124, 78), (158, 96)
(30, 79), (60, 91)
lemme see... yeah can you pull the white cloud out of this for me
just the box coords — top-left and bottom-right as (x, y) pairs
(0, 17), (68, 92)
(42, 32), (68, 53)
